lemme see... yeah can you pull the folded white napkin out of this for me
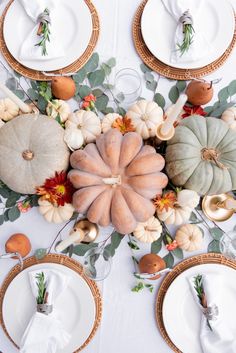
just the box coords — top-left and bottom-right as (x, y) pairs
(189, 273), (236, 353)
(18, 0), (65, 61)
(20, 269), (71, 353)
(161, 0), (211, 64)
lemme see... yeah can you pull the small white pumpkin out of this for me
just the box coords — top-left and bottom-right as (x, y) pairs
(157, 206), (192, 226)
(221, 106), (236, 131)
(177, 189), (200, 209)
(65, 110), (101, 144)
(46, 99), (71, 122)
(64, 127), (84, 151)
(101, 113), (122, 133)
(126, 99), (163, 139)
(38, 198), (74, 223)
(133, 216), (162, 243)
(175, 224), (203, 251)
(0, 98), (19, 121)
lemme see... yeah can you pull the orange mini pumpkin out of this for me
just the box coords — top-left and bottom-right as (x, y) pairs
(69, 129), (168, 234)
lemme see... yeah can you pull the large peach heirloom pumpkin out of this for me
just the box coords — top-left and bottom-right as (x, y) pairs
(69, 129), (168, 234)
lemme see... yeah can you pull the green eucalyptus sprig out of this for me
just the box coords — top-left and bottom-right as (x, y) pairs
(193, 274), (212, 331)
(35, 8), (51, 56)
(177, 23), (195, 56)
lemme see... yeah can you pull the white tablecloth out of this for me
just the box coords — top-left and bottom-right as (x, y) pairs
(1, 0), (236, 352)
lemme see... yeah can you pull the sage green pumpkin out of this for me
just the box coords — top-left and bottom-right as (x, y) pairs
(166, 115), (236, 195)
(0, 114), (70, 194)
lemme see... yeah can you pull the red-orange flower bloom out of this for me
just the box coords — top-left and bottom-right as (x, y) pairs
(153, 191), (177, 212)
(36, 171), (75, 206)
(166, 240), (178, 251)
(182, 105), (207, 119)
(112, 116), (135, 135)
(81, 94), (97, 110)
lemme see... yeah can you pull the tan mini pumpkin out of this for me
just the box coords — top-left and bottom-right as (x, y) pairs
(69, 129), (168, 234)
(221, 106), (236, 131)
(175, 224), (203, 251)
(133, 216), (162, 243)
(0, 98), (19, 121)
(0, 114), (70, 194)
(126, 99), (163, 139)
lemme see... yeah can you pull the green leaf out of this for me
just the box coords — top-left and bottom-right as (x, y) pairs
(103, 107), (114, 114)
(104, 232), (124, 257)
(144, 72), (154, 82)
(30, 80), (38, 90)
(4, 210), (9, 221)
(8, 206), (20, 222)
(101, 63), (112, 76)
(218, 87), (229, 103)
(0, 187), (10, 199)
(176, 81), (187, 93)
(12, 90), (24, 99)
(154, 93), (165, 109)
(228, 80), (236, 96)
(140, 63), (151, 73)
(117, 107), (126, 116)
(35, 248), (47, 260)
(95, 94), (109, 111)
(88, 69), (105, 87)
(172, 248), (184, 259)
(103, 83), (114, 90)
(78, 85), (91, 98)
(132, 282), (145, 292)
(27, 88), (39, 100)
(163, 253), (174, 268)
(106, 57), (116, 68)
(128, 240), (140, 250)
(6, 77), (17, 90)
(37, 95), (48, 112)
(209, 102), (235, 118)
(132, 256), (139, 265)
(29, 195), (39, 207)
(73, 243), (98, 256)
(151, 237), (162, 254)
(83, 53), (99, 72)
(73, 68), (87, 83)
(5, 192), (21, 208)
(189, 212), (202, 224)
(204, 106), (214, 115)
(169, 86), (179, 103)
(146, 80), (157, 92)
(92, 88), (104, 98)
(0, 214), (4, 225)
(209, 227), (224, 240)
(208, 240), (221, 253)
(145, 284), (154, 293)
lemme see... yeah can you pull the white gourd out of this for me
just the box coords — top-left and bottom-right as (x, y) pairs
(133, 216), (162, 243)
(101, 113), (122, 133)
(221, 107), (236, 131)
(0, 98), (19, 121)
(175, 224), (203, 251)
(38, 198), (74, 223)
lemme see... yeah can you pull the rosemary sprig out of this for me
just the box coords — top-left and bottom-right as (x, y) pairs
(35, 8), (51, 56)
(36, 272), (47, 304)
(177, 24), (195, 56)
(193, 274), (212, 331)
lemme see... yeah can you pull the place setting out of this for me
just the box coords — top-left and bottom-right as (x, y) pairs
(0, 0), (236, 352)
(133, 0), (236, 79)
(0, 0), (100, 80)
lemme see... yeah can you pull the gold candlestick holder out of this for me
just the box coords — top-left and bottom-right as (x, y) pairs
(155, 122), (175, 141)
(202, 193), (235, 222)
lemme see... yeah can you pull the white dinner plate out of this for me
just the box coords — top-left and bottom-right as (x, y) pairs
(162, 263), (236, 353)
(141, 0), (235, 69)
(3, 0), (93, 71)
(2, 262), (96, 353)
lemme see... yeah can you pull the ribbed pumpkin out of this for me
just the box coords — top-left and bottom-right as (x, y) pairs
(166, 115), (236, 195)
(0, 114), (70, 194)
(69, 129), (168, 234)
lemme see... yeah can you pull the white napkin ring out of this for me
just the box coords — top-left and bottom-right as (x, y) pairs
(37, 304), (53, 315)
(179, 10), (193, 26)
(202, 304), (219, 321)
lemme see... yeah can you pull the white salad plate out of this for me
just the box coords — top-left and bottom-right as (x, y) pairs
(3, 0), (93, 71)
(2, 262), (96, 353)
(141, 0), (235, 69)
(162, 263), (236, 353)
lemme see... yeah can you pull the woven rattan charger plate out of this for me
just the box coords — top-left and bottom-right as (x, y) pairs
(0, 0), (100, 81)
(0, 254), (102, 352)
(133, 0), (236, 80)
(156, 253), (236, 353)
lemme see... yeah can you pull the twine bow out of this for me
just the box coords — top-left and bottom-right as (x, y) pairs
(37, 11), (51, 25)
(201, 148), (228, 170)
(179, 9), (193, 26)
(202, 304), (219, 321)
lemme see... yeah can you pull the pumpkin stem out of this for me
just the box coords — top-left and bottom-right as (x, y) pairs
(22, 150), (34, 161)
(102, 175), (121, 186)
(201, 148), (227, 170)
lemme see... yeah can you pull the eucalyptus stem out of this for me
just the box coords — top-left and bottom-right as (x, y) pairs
(35, 8), (51, 56)
(177, 23), (195, 56)
(36, 272), (47, 304)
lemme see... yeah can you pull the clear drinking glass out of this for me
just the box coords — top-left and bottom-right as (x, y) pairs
(0, 252), (23, 269)
(83, 246), (112, 281)
(112, 68), (142, 105)
(220, 231), (236, 260)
